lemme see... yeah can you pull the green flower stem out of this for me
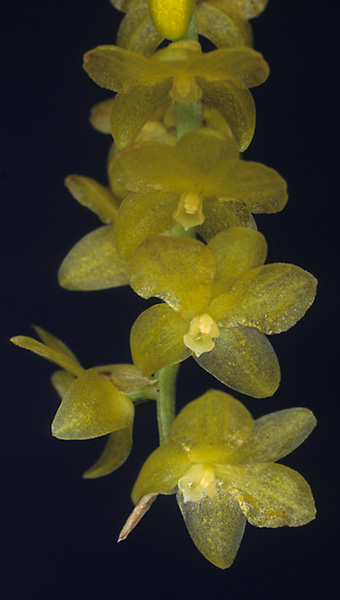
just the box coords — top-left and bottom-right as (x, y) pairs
(154, 364), (179, 444)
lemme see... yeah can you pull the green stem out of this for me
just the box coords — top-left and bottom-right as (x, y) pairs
(154, 364), (179, 444)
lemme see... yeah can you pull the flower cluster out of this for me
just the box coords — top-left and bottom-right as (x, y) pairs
(12, 0), (317, 568)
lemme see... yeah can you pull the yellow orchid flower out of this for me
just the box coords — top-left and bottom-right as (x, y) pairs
(110, 128), (287, 260)
(83, 39), (269, 149)
(110, 0), (267, 54)
(129, 229), (317, 398)
(10, 326), (153, 478)
(131, 389), (316, 569)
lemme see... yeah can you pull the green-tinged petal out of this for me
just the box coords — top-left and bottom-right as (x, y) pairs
(32, 325), (78, 361)
(177, 483), (246, 569)
(191, 47), (269, 88)
(223, 0), (268, 19)
(237, 408), (317, 464)
(51, 368), (134, 440)
(209, 160), (288, 213)
(217, 463), (316, 527)
(198, 77), (255, 151)
(114, 189), (178, 260)
(83, 427), (133, 478)
(111, 80), (172, 148)
(51, 370), (76, 399)
(83, 45), (166, 93)
(197, 199), (257, 241)
(10, 336), (84, 377)
(131, 441), (191, 502)
(110, 142), (201, 192)
(89, 98), (114, 134)
(147, 0), (196, 40)
(65, 175), (118, 223)
(208, 227), (267, 298)
(130, 304), (190, 375)
(177, 128), (240, 170)
(213, 263), (317, 334)
(58, 225), (129, 291)
(117, 4), (163, 55)
(129, 236), (215, 318)
(171, 389), (252, 442)
(195, 326), (280, 398)
(197, 2), (253, 48)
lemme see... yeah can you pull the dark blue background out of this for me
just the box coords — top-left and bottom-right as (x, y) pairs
(2, 1), (338, 598)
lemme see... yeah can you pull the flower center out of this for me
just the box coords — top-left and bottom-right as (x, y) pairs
(183, 313), (220, 357)
(172, 190), (205, 230)
(170, 74), (202, 105)
(178, 463), (216, 503)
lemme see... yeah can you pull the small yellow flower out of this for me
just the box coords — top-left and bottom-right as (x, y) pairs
(83, 39), (269, 149)
(10, 326), (152, 478)
(129, 229), (317, 397)
(132, 389), (317, 569)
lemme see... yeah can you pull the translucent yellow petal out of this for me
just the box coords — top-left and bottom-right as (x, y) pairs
(208, 227), (267, 298)
(209, 160), (288, 214)
(32, 325), (78, 361)
(197, 199), (257, 242)
(214, 263), (317, 334)
(110, 142), (201, 192)
(111, 80), (172, 148)
(170, 389), (253, 444)
(217, 463), (316, 527)
(89, 98), (114, 134)
(198, 77), (255, 151)
(223, 0), (268, 19)
(58, 225), (129, 291)
(197, 2), (253, 48)
(129, 236), (215, 318)
(130, 304), (190, 375)
(177, 127), (240, 171)
(83, 45), (165, 93)
(191, 47), (269, 88)
(10, 336), (84, 377)
(237, 408), (317, 464)
(51, 368), (134, 440)
(114, 189), (178, 260)
(94, 364), (154, 395)
(83, 427), (133, 478)
(64, 175), (118, 223)
(51, 370), (76, 399)
(117, 4), (163, 55)
(147, 0), (195, 40)
(177, 483), (246, 569)
(195, 326), (280, 398)
(131, 441), (192, 503)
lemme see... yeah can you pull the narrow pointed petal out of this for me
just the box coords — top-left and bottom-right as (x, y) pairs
(51, 370), (76, 399)
(131, 442), (191, 503)
(111, 80), (172, 148)
(10, 336), (84, 377)
(177, 484), (246, 569)
(237, 408), (317, 463)
(114, 189), (178, 260)
(217, 463), (316, 527)
(58, 225), (129, 291)
(195, 326), (280, 398)
(170, 389), (253, 444)
(198, 78), (255, 151)
(51, 368), (134, 440)
(130, 304), (190, 376)
(208, 227), (267, 298)
(214, 263), (317, 334)
(129, 236), (215, 318)
(197, 200), (257, 242)
(196, 2), (253, 48)
(32, 325), (78, 361)
(83, 427), (133, 478)
(65, 175), (118, 223)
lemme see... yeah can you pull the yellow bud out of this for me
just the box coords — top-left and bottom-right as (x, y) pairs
(172, 190), (204, 230)
(147, 0), (196, 40)
(183, 313), (220, 357)
(178, 464), (216, 502)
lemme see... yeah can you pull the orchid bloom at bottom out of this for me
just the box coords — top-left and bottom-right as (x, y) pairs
(131, 389), (316, 569)
(10, 326), (153, 478)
